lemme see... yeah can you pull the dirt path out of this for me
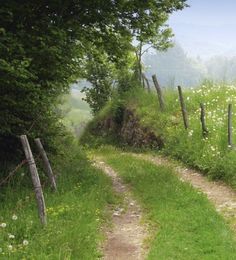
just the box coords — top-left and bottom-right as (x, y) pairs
(134, 153), (236, 230)
(94, 160), (148, 260)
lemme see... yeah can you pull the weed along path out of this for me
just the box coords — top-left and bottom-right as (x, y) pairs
(94, 160), (148, 260)
(135, 153), (236, 230)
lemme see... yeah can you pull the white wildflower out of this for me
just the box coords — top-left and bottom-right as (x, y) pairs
(0, 223), (6, 228)
(188, 130), (194, 137)
(23, 240), (29, 246)
(8, 245), (13, 251)
(12, 214), (17, 220)
(8, 234), (15, 239)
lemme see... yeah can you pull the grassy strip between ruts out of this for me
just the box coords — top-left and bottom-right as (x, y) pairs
(93, 146), (236, 259)
(0, 146), (117, 259)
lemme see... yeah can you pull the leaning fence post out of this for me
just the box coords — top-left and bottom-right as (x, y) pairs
(20, 135), (47, 226)
(34, 138), (57, 192)
(177, 86), (189, 129)
(142, 73), (151, 93)
(228, 104), (233, 148)
(200, 103), (208, 138)
(152, 74), (165, 111)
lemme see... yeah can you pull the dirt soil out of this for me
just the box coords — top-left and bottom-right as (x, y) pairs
(94, 160), (148, 260)
(135, 153), (236, 231)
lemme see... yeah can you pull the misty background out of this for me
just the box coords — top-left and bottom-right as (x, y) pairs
(143, 0), (236, 87)
(74, 0), (236, 89)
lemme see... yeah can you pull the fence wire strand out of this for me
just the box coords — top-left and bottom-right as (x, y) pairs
(0, 159), (27, 186)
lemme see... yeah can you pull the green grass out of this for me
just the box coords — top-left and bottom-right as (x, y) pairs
(86, 82), (236, 188)
(0, 145), (117, 259)
(127, 84), (236, 188)
(94, 146), (236, 259)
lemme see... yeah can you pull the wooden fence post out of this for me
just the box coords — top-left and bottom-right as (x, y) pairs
(152, 74), (165, 111)
(200, 103), (208, 137)
(20, 135), (47, 226)
(142, 73), (151, 93)
(34, 138), (57, 191)
(177, 85), (189, 129)
(228, 104), (233, 148)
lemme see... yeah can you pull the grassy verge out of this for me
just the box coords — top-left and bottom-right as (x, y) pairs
(0, 145), (116, 259)
(126, 84), (236, 188)
(84, 82), (236, 189)
(94, 146), (236, 259)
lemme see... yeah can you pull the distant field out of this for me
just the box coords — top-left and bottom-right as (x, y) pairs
(62, 89), (92, 136)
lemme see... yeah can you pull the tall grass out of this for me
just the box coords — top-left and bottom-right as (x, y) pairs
(0, 144), (116, 259)
(124, 83), (236, 188)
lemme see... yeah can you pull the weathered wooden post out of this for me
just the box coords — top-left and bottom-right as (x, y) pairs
(20, 135), (47, 226)
(34, 138), (57, 191)
(152, 74), (165, 111)
(142, 73), (151, 93)
(200, 103), (208, 137)
(177, 85), (189, 129)
(228, 104), (233, 148)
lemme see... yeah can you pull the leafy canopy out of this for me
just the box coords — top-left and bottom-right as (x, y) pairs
(0, 0), (187, 167)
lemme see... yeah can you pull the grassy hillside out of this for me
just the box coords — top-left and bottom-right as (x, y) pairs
(62, 90), (92, 136)
(84, 82), (236, 189)
(0, 142), (117, 259)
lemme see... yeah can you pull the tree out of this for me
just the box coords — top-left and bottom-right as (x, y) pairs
(130, 0), (188, 83)
(81, 0), (188, 110)
(0, 0), (187, 169)
(81, 50), (116, 114)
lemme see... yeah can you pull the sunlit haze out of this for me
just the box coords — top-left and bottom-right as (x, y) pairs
(169, 0), (236, 59)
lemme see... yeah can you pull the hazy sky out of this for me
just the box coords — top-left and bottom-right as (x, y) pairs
(169, 0), (236, 59)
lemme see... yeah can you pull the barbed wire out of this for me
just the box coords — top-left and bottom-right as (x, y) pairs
(0, 159), (27, 186)
(0, 153), (43, 187)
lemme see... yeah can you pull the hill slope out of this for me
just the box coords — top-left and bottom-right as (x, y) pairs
(83, 83), (236, 189)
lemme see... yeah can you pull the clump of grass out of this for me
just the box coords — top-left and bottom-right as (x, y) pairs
(96, 147), (236, 259)
(0, 144), (116, 259)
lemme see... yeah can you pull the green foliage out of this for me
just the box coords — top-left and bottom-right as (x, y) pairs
(80, 0), (187, 113)
(0, 1), (81, 166)
(81, 52), (115, 114)
(116, 52), (141, 94)
(95, 147), (236, 259)
(0, 144), (117, 258)
(0, 0), (187, 172)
